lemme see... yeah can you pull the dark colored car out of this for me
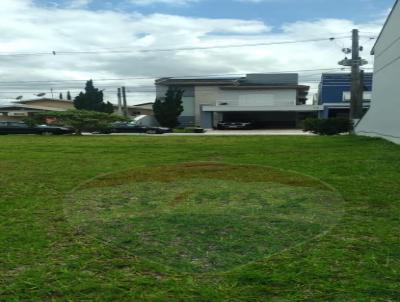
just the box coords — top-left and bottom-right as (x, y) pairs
(0, 122), (74, 135)
(111, 122), (172, 134)
(217, 121), (253, 130)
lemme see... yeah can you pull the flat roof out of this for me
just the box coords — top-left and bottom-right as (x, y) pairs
(156, 78), (239, 86)
(14, 98), (74, 104)
(133, 102), (154, 106)
(158, 76), (241, 80)
(0, 104), (67, 111)
(156, 73), (301, 87)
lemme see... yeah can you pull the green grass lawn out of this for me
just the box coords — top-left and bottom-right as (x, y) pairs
(66, 163), (344, 274)
(1, 135), (400, 301)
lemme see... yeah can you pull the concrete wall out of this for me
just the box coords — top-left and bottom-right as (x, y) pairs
(219, 89), (296, 107)
(356, 2), (400, 144)
(195, 86), (221, 126)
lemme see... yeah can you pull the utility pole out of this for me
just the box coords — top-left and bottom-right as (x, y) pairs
(357, 69), (365, 119)
(117, 88), (123, 116)
(338, 29), (368, 131)
(350, 29), (362, 122)
(122, 86), (128, 118)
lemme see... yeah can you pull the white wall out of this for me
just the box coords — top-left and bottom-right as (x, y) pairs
(343, 91), (372, 102)
(195, 86), (221, 125)
(356, 2), (400, 144)
(219, 89), (296, 107)
(194, 87), (298, 126)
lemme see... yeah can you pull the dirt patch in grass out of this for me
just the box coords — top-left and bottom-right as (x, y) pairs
(83, 162), (329, 191)
(64, 163), (344, 273)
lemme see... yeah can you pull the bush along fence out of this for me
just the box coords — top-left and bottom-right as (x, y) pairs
(303, 118), (353, 135)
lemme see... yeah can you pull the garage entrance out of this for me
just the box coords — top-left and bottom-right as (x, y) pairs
(222, 111), (315, 129)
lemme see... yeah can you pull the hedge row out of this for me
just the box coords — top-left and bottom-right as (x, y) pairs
(303, 118), (353, 135)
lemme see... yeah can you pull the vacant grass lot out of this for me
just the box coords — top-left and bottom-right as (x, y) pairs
(65, 163), (345, 274)
(1, 135), (399, 301)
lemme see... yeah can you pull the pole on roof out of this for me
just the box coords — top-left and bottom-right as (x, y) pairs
(122, 86), (128, 118)
(117, 88), (123, 116)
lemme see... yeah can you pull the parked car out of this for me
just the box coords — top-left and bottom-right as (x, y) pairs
(0, 122), (74, 135)
(217, 121), (253, 130)
(110, 122), (172, 134)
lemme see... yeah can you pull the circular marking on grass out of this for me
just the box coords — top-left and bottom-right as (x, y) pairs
(64, 162), (345, 273)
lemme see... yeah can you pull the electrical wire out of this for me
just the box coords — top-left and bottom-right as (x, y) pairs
(0, 68), (351, 85)
(0, 36), (351, 57)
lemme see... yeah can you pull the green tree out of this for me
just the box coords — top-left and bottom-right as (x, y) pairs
(153, 88), (184, 128)
(59, 92), (63, 99)
(74, 80), (114, 114)
(67, 91), (72, 101)
(29, 110), (127, 135)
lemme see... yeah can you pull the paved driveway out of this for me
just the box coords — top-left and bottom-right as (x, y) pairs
(202, 129), (314, 136)
(95, 129), (314, 136)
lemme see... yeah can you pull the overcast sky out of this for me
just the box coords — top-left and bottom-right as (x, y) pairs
(0, 0), (394, 105)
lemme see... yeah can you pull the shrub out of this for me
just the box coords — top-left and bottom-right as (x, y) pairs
(173, 127), (205, 133)
(28, 110), (128, 135)
(303, 118), (353, 135)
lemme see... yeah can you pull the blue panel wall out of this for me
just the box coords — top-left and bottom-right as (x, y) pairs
(178, 116), (195, 127)
(319, 73), (373, 104)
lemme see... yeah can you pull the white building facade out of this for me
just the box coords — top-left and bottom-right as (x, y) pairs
(356, 0), (400, 143)
(156, 74), (318, 129)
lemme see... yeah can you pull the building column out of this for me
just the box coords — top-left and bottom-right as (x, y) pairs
(319, 106), (329, 119)
(200, 108), (214, 129)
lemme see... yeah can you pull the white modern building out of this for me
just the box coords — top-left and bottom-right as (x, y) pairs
(156, 74), (319, 129)
(356, 0), (400, 143)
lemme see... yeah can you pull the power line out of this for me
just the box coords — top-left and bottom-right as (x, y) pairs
(0, 77), (374, 91)
(0, 36), (352, 57)
(1, 77), (373, 90)
(0, 67), (351, 84)
(2, 77), (364, 87)
(0, 67), (377, 96)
